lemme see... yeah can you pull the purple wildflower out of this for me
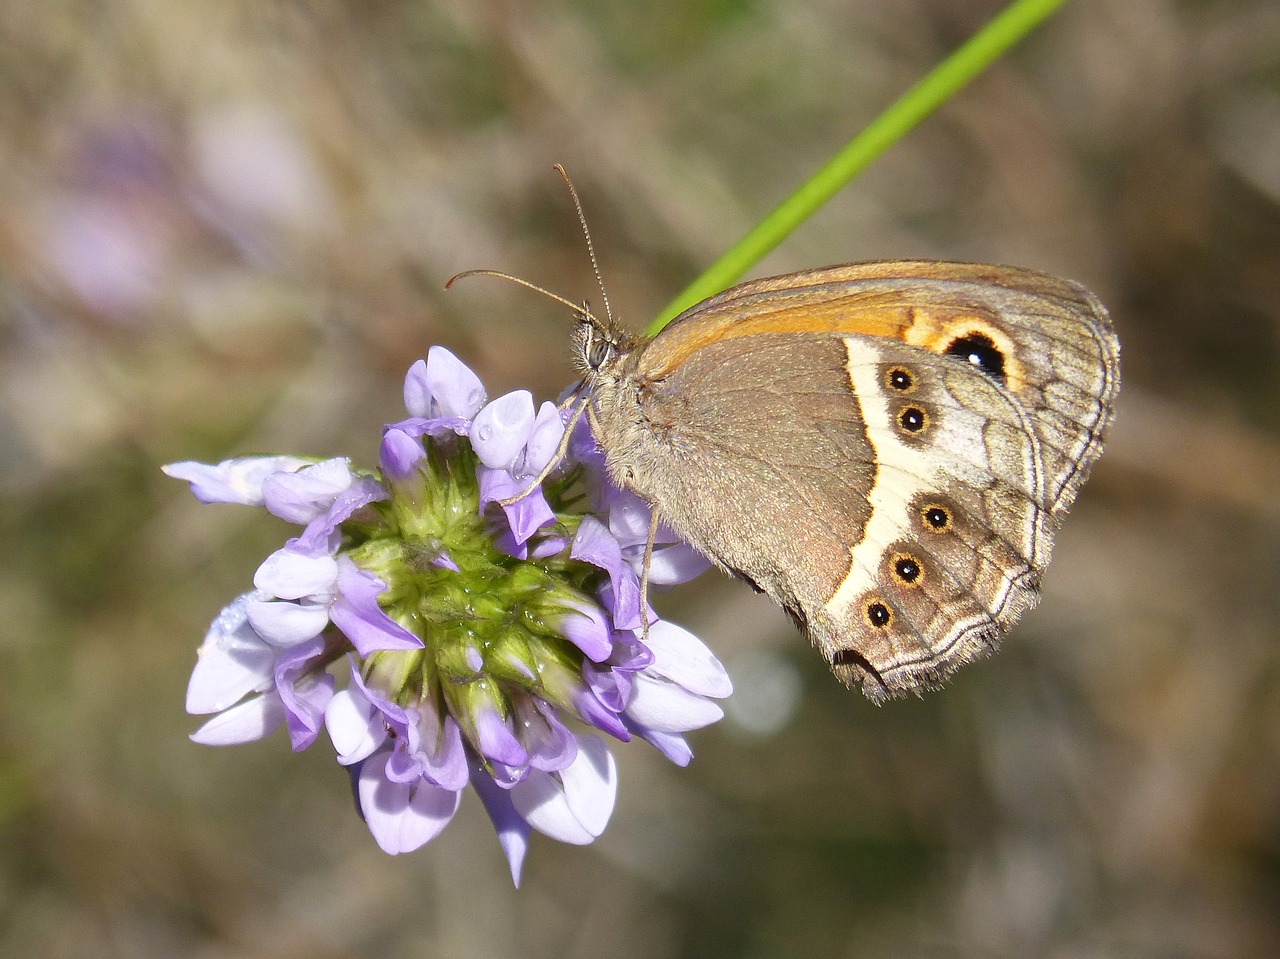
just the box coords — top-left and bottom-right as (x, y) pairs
(167, 346), (730, 884)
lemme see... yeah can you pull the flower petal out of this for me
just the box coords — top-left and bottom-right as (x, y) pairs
(163, 456), (310, 506)
(530, 535), (568, 559)
(625, 673), (725, 733)
(326, 688), (386, 764)
(560, 735), (618, 836)
(420, 713), (469, 791)
(643, 620), (733, 699)
(186, 593), (276, 714)
(246, 597), (329, 646)
(502, 488), (555, 545)
(274, 638), (334, 752)
(628, 724), (693, 766)
(358, 752), (461, 854)
(190, 690), (287, 745)
(253, 548), (337, 600)
(566, 404), (600, 462)
(329, 557), (423, 655)
(386, 415), (471, 439)
(425, 346), (486, 419)
(518, 700), (579, 773)
(470, 390), (534, 471)
(584, 661), (631, 712)
(606, 489), (658, 548)
(471, 766), (531, 887)
(261, 458), (353, 524)
(474, 708), (529, 768)
(572, 515), (645, 631)
(646, 543), (713, 586)
(291, 476), (388, 556)
(510, 734), (616, 845)
(402, 358), (432, 417)
(379, 427), (425, 482)
(523, 401), (566, 476)
(477, 466), (556, 546)
(557, 602), (613, 663)
(477, 466), (521, 506)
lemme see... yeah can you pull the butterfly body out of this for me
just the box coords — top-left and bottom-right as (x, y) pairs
(576, 260), (1119, 702)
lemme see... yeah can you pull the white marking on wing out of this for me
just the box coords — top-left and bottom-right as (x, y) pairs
(825, 339), (933, 618)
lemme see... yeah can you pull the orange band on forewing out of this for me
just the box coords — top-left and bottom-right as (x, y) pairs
(635, 259), (1074, 389)
(639, 298), (916, 377)
(639, 294), (1009, 382)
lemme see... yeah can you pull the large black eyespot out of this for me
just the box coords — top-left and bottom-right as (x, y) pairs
(945, 333), (1006, 385)
(921, 504), (951, 532)
(865, 600), (892, 629)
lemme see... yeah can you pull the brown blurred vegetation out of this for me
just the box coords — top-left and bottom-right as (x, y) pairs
(1, 0), (1278, 956)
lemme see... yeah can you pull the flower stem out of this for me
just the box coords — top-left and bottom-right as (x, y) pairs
(648, 0), (1071, 334)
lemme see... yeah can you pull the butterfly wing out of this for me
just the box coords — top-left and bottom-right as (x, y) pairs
(610, 261), (1118, 701)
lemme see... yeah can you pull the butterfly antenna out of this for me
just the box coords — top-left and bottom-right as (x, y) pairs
(554, 164), (614, 327)
(444, 269), (599, 323)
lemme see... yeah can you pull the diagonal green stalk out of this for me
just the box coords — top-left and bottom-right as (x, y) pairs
(648, 0), (1071, 334)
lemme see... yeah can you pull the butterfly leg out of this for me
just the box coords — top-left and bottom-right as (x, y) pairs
(494, 394), (589, 507)
(639, 505), (659, 645)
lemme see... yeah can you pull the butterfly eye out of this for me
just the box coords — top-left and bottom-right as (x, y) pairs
(588, 338), (611, 369)
(944, 333), (1006, 385)
(580, 323), (614, 370)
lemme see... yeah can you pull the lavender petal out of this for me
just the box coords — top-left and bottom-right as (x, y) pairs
(625, 673), (725, 733)
(471, 766), (532, 887)
(470, 390), (535, 470)
(253, 547), (337, 601)
(246, 597), (329, 646)
(510, 734), (616, 845)
(424, 346), (486, 419)
(329, 557), (423, 655)
(643, 620), (733, 698)
(358, 752), (461, 854)
(379, 427), (425, 482)
(163, 456), (310, 506)
(189, 691), (288, 745)
(523, 401), (566, 475)
(556, 602), (613, 663)
(325, 687), (387, 765)
(646, 543), (714, 586)
(473, 707), (529, 768)
(261, 457), (354, 524)
(186, 592), (276, 714)
(292, 476), (388, 555)
(627, 723), (694, 767)
(571, 515), (645, 631)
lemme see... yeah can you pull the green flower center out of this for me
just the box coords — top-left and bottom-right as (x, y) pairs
(340, 436), (603, 741)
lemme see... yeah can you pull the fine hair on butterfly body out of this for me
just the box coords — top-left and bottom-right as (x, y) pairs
(455, 170), (1121, 703)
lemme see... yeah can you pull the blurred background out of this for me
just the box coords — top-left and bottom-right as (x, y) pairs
(2, 0), (1278, 956)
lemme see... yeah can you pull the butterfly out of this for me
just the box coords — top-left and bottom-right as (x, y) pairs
(452, 170), (1119, 702)
(572, 258), (1118, 701)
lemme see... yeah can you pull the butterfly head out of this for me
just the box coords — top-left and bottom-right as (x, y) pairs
(571, 302), (639, 384)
